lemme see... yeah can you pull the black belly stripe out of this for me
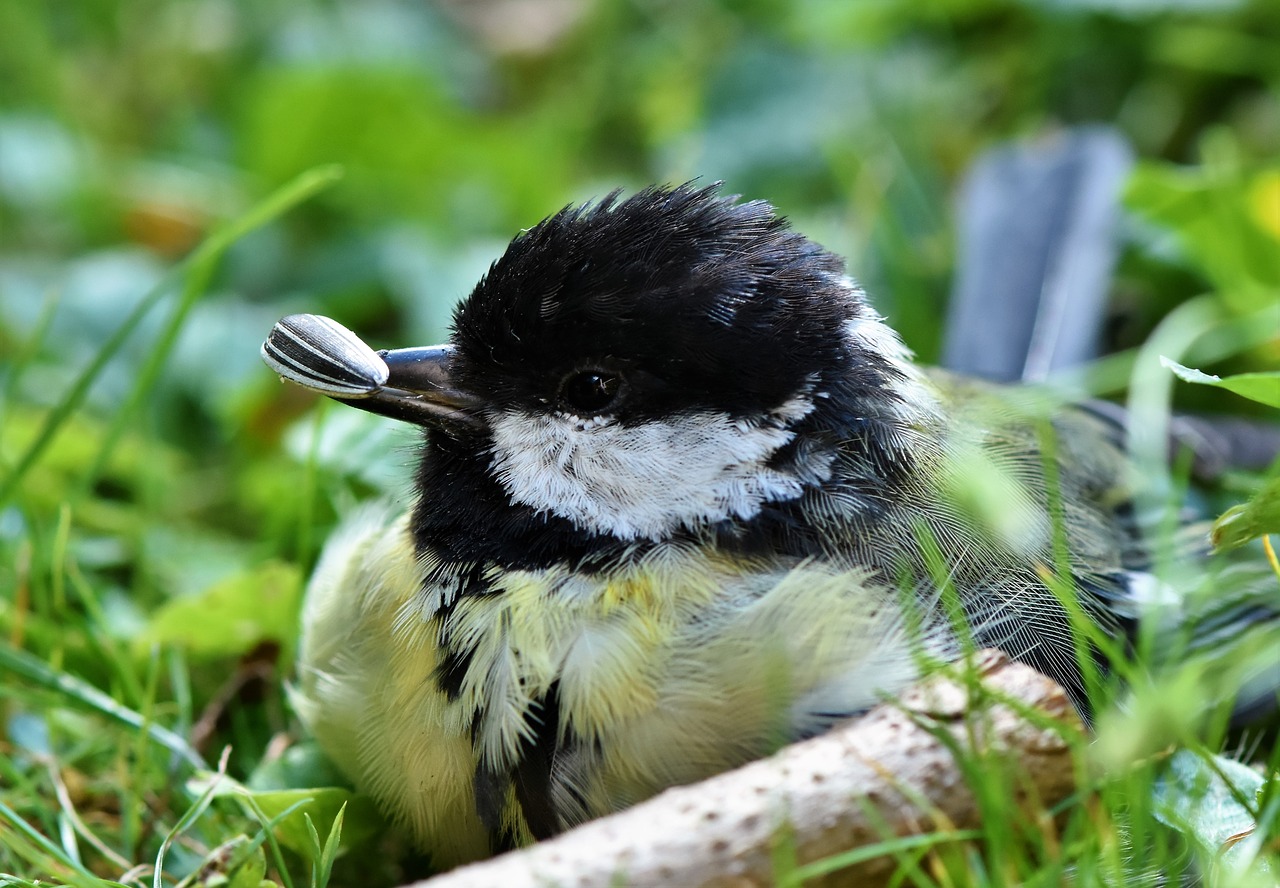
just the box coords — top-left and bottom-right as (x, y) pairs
(472, 763), (508, 837)
(469, 684), (568, 848)
(511, 683), (564, 842)
(433, 644), (472, 702)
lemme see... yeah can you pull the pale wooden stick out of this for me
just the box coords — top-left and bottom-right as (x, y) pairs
(406, 650), (1081, 888)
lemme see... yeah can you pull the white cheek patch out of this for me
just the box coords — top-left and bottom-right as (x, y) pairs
(487, 403), (819, 541)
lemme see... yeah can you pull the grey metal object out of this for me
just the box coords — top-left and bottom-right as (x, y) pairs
(942, 126), (1135, 382)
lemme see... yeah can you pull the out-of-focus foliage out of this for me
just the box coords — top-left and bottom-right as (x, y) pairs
(1, 0), (1277, 885)
(1211, 475), (1280, 550)
(1128, 160), (1280, 311)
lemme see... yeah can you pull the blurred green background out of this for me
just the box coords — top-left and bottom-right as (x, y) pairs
(1, 0), (1278, 884)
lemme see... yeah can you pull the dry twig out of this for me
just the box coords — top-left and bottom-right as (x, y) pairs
(407, 649), (1082, 888)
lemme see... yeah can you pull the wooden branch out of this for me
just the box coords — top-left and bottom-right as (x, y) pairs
(406, 650), (1081, 888)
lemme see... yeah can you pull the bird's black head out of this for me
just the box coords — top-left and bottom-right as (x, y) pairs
(264, 184), (935, 559)
(447, 184), (861, 425)
(410, 184), (933, 551)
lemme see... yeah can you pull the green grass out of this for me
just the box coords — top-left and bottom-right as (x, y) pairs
(2, 1), (1279, 885)
(1, 175), (1276, 883)
(0, 168), (367, 888)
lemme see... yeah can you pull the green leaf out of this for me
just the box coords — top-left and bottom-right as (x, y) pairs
(227, 843), (268, 888)
(246, 741), (351, 793)
(174, 837), (267, 888)
(189, 774), (382, 858)
(1212, 477), (1280, 551)
(1161, 357), (1280, 408)
(1153, 749), (1273, 873)
(134, 561), (302, 659)
(1125, 161), (1280, 312)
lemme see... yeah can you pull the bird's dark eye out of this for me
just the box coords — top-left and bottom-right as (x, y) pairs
(559, 370), (622, 415)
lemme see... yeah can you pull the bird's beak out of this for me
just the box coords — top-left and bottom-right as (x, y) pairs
(261, 314), (483, 427)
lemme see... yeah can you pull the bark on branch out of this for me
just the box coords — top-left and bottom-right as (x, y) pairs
(406, 650), (1082, 888)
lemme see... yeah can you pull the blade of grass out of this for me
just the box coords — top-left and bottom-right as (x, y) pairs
(0, 288), (61, 421)
(784, 829), (983, 886)
(167, 648), (194, 745)
(153, 748), (231, 888)
(81, 164), (345, 494)
(60, 523), (149, 710)
(303, 814), (323, 888)
(233, 793), (314, 888)
(46, 760), (135, 873)
(126, 645), (165, 864)
(1126, 296), (1219, 527)
(0, 164), (343, 509)
(1060, 298), (1280, 397)
(767, 810), (799, 888)
(0, 801), (102, 884)
(314, 804), (345, 888)
(0, 644), (206, 770)
(1034, 419), (1119, 707)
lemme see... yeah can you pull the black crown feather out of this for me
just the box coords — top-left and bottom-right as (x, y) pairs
(449, 184), (866, 417)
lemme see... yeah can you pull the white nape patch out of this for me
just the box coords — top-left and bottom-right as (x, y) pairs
(487, 396), (823, 541)
(841, 295), (942, 427)
(837, 278), (915, 363)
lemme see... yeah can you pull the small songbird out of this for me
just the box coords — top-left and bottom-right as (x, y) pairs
(263, 184), (1272, 869)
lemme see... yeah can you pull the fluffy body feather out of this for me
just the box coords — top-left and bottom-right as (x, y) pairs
(294, 508), (954, 865)
(281, 186), (1258, 869)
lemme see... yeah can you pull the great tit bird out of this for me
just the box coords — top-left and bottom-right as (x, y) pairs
(263, 184), (1274, 868)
